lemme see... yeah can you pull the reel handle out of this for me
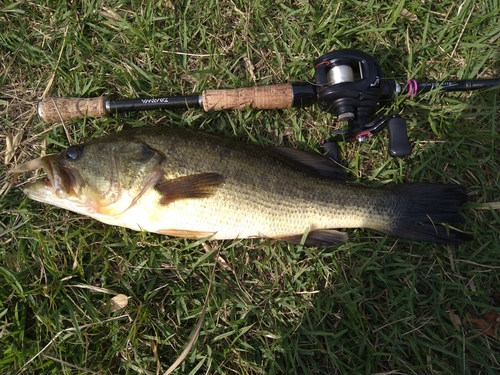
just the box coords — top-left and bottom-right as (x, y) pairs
(386, 116), (412, 157)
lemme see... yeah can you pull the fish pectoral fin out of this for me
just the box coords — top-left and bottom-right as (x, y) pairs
(155, 173), (224, 205)
(157, 229), (216, 239)
(279, 229), (348, 247)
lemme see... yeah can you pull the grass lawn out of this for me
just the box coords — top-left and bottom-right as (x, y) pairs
(1, 0), (499, 374)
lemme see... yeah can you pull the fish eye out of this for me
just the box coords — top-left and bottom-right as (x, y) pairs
(65, 146), (82, 161)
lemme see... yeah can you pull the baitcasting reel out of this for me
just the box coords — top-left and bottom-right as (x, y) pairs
(314, 49), (411, 157)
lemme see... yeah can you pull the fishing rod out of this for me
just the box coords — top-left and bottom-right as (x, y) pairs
(38, 49), (499, 157)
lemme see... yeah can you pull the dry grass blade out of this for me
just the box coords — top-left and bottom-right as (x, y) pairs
(475, 202), (500, 210)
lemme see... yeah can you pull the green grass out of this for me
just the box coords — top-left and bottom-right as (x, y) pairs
(1, 0), (500, 374)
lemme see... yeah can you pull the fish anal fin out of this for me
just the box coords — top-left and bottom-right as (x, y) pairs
(279, 229), (348, 247)
(157, 229), (216, 239)
(155, 173), (224, 205)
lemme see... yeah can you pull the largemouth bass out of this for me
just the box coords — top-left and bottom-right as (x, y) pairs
(13, 126), (471, 246)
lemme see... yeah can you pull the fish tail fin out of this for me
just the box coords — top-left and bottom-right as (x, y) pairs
(386, 183), (472, 244)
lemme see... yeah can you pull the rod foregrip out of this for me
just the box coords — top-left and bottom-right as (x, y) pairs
(202, 84), (293, 111)
(38, 97), (108, 123)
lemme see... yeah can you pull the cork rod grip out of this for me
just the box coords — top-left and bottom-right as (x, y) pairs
(202, 84), (293, 111)
(38, 97), (108, 123)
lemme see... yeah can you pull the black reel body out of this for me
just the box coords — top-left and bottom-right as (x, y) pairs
(314, 50), (383, 124)
(314, 49), (411, 157)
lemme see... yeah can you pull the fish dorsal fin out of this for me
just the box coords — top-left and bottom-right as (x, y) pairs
(279, 229), (348, 247)
(270, 147), (346, 181)
(155, 173), (224, 205)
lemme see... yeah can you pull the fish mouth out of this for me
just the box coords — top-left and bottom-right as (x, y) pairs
(40, 156), (79, 198)
(11, 155), (81, 199)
